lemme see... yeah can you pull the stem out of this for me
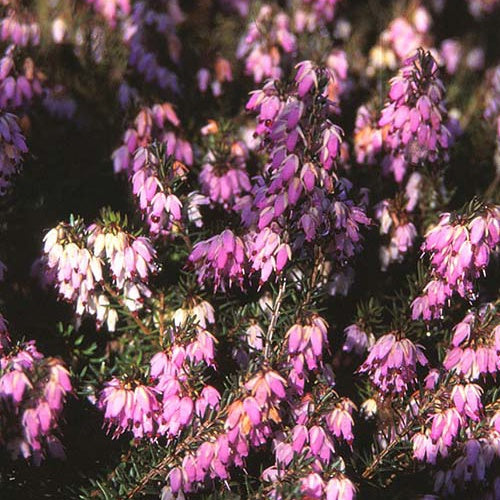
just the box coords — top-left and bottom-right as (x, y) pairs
(361, 386), (446, 481)
(103, 283), (152, 336)
(124, 416), (221, 499)
(263, 276), (287, 359)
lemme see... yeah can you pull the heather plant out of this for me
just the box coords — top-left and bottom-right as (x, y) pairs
(0, 0), (499, 499)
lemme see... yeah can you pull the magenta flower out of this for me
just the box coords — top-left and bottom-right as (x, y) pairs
(188, 229), (246, 292)
(324, 399), (356, 445)
(131, 146), (187, 237)
(237, 5), (296, 83)
(379, 49), (450, 182)
(343, 323), (374, 356)
(359, 333), (428, 394)
(412, 205), (500, 320)
(0, 110), (27, 195)
(0, 329), (71, 464)
(112, 103), (192, 176)
(199, 140), (251, 208)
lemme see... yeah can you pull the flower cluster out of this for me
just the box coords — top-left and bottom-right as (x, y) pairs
(412, 203), (500, 320)
(245, 60), (370, 275)
(123, 0), (184, 92)
(261, 394), (356, 499)
(199, 125), (251, 208)
(434, 434), (500, 496)
(286, 315), (329, 393)
(379, 48), (450, 182)
(375, 198), (417, 270)
(98, 300), (218, 441)
(188, 229), (246, 292)
(167, 370), (286, 494)
(0, 10), (40, 46)
(112, 102), (192, 176)
(0, 45), (44, 110)
(0, 110), (27, 195)
(443, 305), (500, 379)
(237, 5), (296, 83)
(42, 215), (157, 330)
(0, 317), (71, 464)
(411, 377), (484, 463)
(358, 333), (428, 394)
(131, 145), (188, 237)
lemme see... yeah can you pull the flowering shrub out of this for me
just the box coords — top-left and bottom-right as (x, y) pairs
(0, 0), (499, 499)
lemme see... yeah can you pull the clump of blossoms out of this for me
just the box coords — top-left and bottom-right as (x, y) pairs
(260, 392), (356, 499)
(112, 102), (192, 176)
(188, 229), (246, 292)
(443, 304), (500, 379)
(243, 60), (370, 285)
(199, 122), (251, 209)
(358, 332), (428, 394)
(42, 211), (157, 331)
(0, 315), (71, 464)
(131, 144), (189, 238)
(166, 370), (287, 494)
(412, 202), (500, 320)
(0, 110), (27, 195)
(0, 9), (40, 47)
(97, 324), (219, 442)
(123, 0), (184, 92)
(236, 4), (296, 83)
(285, 314), (329, 393)
(379, 48), (450, 182)
(0, 45), (44, 110)
(375, 197), (417, 270)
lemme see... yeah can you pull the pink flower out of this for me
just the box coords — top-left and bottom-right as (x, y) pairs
(359, 333), (427, 394)
(188, 229), (246, 292)
(379, 49), (450, 182)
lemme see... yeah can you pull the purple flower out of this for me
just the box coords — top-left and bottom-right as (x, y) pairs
(359, 333), (427, 394)
(379, 49), (450, 182)
(0, 111), (27, 195)
(188, 229), (246, 292)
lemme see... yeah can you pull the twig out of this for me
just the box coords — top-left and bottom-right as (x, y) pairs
(263, 276), (287, 359)
(361, 386), (446, 480)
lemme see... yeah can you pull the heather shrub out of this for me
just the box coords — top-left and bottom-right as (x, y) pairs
(0, 1), (499, 499)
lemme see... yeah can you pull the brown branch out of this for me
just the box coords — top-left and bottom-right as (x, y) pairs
(361, 385), (446, 480)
